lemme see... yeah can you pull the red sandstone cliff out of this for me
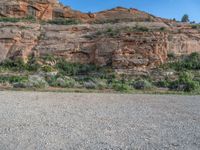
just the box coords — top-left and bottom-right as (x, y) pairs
(0, 1), (200, 73)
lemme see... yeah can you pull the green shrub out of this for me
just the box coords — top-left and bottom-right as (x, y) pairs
(0, 16), (36, 23)
(28, 75), (48, 88)
(95, 79), (108, 90)
(45, 75), (57, 87)
(26, 57), (41, 72)
(167, 51), (176, 59)
(110, 79), (131, 92)
(0, 58), (26, 71)
(83, 81), (97, 89)
(93, 19), (121, 24)
(169, 72), (200, 92)
(56, 77), (76, 88)
(46, 76), (76, 88)
(132, 25), (149, 32)
(105, 28), (119, 37)
(48, 19), (81, 25)
(42, 54), (56, 62)
(132, 79), (153, 90)
(112, 82), (131, 92)
(42, 65), (55, 72)
(56, 59), (98, 76)
(169, 52), (200, 70)
(0, 57), (41, 72)
(0, 17), (20, 23)
(0, 75), (28, 84)
(191, 25), (198, 29)
(138, 26), (149, 32)
(186, 52), (200, 69)
(155, 80), (170, 88)
(22, 16), (36, 22)
(160, 27), (166, 31)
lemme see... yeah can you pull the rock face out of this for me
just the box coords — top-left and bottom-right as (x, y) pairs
(0, 1), (200, 73)
(0, 1), (170, 22)
(0, 0), (66, 20)
(0, 0), (91, 21)
(0, 22), (40, 62)
(0, 21), (200, 73)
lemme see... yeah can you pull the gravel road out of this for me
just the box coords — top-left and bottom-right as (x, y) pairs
(0, 91), (200, 150)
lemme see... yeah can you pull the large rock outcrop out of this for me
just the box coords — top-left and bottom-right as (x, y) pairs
(0, 21), (199, 74)
(0, 1), (200, 74)
(0, 22), (40, 61)
(0, 0), (59, 20)
(0, 0), (173, 23)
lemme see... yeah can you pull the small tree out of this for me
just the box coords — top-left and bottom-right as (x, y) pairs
(172, 18), (176, 21)
(181, 14), (189, 22)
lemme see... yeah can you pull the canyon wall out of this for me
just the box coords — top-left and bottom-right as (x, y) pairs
(0, 1), (200, 73)
(0, 22), (199, 73)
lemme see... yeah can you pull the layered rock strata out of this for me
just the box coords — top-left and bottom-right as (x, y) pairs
(0, 21), (199, 73)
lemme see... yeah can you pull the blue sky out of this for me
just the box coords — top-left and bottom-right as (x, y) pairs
(60, 0), (200, 22)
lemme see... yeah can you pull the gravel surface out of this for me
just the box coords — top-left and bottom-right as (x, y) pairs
(0, 91), (200, 150)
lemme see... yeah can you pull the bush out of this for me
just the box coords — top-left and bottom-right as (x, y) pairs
(0, 75), (28, 84)
(105, 28), (119, 37)
(42, 54), (56, 62)
(155, 80), (170, 88)
(169, 72), (200, 92)
(26, 57), (41, 72)
(56, 59), (98, 76)
(0, 17), (20, 23)
(132, 79), (153, 90)
(93, 19), (121, 24)
(48, 19), (81, 25)
(167, 51), (176, 59)
(95, 79), (108, 90)
(56, 77), (76, 88)
(46, 76), (76, 88)
(191, 25), (199, 29)
(27, 75), (48, 88)
(169, 52), (200, 70)
(110, 79), (131, 92)
(186, 52), (200, 69)
(42, 65), (55, 72)
(112, 82), (131, 92)
(83, 81), (97, 89)
(13, 82), (28, 88)
(0, 57), (41, 72)
(0, 16), (36, 23)
(160, 27), (166, 31)
(137, 26), (149, 32)
(133, 25), (149, 32)
(0, 58), (26, 71)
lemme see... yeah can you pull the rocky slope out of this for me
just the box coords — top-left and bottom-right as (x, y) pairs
(0, 0), (166, 22)
(0, 1), (200, 74)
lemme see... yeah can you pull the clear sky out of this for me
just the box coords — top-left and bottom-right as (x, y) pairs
(60, 0), (200, 22)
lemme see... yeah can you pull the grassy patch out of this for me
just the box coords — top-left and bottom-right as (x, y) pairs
(0, 75), (28, 84)
(47, 19), (81, 25)
(0, 16), (36, 23)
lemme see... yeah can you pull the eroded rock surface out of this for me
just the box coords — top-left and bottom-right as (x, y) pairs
(0, 21), (200, 73)
(0, 1), (200, 74)
(0, 22), (40, 61)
